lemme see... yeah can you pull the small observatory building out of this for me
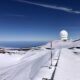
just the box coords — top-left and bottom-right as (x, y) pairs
(60, 30), (68, 41)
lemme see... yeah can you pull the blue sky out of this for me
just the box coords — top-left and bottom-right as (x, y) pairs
(0, 0), (80, 41)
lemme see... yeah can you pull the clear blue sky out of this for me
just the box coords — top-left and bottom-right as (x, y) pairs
(0, 0), (80, 41)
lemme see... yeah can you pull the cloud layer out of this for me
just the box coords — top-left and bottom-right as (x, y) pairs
(18, 0), (80, 14)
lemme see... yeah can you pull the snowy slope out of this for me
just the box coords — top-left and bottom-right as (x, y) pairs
(54, 48), (80, 80)
(0, 49), (51, 80)
(0, 40), (80, 80)
(73, 40), (80, 47)
(33, 49), (61, 80)
(42, 40), (73, 49)
(0, 54), (23, 68)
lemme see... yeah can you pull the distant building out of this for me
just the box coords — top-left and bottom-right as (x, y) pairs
(60, 30), (68, 41)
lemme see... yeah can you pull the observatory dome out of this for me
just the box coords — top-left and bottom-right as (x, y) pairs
(60, 30), (68, 41)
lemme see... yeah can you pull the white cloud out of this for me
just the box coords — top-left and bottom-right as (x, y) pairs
(17, 0), (80, 14)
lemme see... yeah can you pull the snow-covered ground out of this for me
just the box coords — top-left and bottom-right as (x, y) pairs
(54, 48), (80, 80)
(0, 48), (52, 80)
(42, 40), (73, 49)
(0, 40), (80, 80)
(0, 54), (23, 68)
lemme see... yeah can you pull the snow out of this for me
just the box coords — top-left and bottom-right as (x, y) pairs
(72, 48), (80, 54)
(33, 67), (55, 80)
(0, 54), (23, 68)
(0, 40), (80, 80)
(33, 49), (60, 80)
(73, 40), (80, 47)
(54, 48), (80, 80)
(0, 49), (52, 80)
(42, 40), (73, 49)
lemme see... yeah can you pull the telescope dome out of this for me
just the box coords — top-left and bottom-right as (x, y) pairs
(60, 30), (68, 41)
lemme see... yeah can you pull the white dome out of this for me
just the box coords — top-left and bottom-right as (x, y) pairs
(60, 30), (68, 41)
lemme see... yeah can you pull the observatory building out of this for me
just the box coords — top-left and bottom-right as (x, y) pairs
(60, 30), (68, 41)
